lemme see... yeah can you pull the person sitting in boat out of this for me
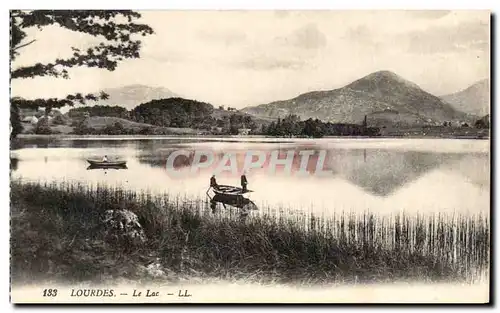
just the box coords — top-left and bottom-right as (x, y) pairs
(102, 155), (108, 162)
(241, 172), (248, 192)
(210, 175), (218, 188)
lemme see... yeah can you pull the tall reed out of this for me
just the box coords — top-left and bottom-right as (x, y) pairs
(10, 180), (489, 285)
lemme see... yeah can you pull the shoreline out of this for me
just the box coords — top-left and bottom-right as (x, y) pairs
(13, 133), (490, 141)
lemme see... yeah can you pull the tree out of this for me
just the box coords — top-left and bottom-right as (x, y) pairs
(229, 124), (239, 135)
(51, 114), (66, 125)
(280, 114), (302, 137)
(34, 117), (51, 135)
(72, 121), (95, 135)
(10, 102), (22, 138)
(102, 122), (125, 135)
(131, 98), (213, 127)
(302, 118), (324, 138)
(139, 126), (154, 135)
(10, 10), (154, 137)
(69, 105), (129, 119)
(475, 115), (490, 129)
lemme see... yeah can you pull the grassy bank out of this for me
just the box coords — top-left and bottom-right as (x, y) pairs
(10, 181), (489, 286)
(378, 125), (489, 139)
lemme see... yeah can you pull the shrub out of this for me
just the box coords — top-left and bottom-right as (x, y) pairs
(51, 114), (66, 125)
(71, 122), (96, 135)
(139, 127), (154, 135)
(102, 122), (126, 135)
(34, 117), (52, 135)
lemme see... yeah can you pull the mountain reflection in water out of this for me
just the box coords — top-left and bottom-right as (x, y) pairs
(10, 137), (489, 216)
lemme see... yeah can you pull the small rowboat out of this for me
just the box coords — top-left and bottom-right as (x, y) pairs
(212, 185), (253, 196)
(87, 159), (127, 167)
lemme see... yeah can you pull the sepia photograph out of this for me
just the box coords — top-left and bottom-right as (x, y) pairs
(9, 9), (491, 303)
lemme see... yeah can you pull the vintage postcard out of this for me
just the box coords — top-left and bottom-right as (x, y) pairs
(9, 10), (490, 303)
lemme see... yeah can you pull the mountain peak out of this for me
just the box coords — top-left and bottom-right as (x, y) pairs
(90, 85), (181, 110)
(122, 83), (149, 88)
(243, 70), (467, 125)
(369, 70), (400, 78)
(476, 78), (489, 85)
(441, 78), (489, 116)
(346, 70), (421, 94)
(104, 84), (176, 93)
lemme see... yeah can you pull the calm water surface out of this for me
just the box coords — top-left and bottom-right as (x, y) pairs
(10, 137), (490, 216)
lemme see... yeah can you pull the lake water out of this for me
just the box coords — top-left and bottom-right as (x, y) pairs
(10, 137), (490, 216)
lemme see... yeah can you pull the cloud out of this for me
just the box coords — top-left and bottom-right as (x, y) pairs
(343, 25), (374, 44)
(231, 22), (327, 71)
(274, 10), (291, 18)
(405, 10), (452, 19)
(275, 23), (327, 50)
(140, 49), (191, 64)
(340, 25), (392, 54)
(13, 10), (490, 108)
(197, 29), (247, 45)
(469, 41), (489, 51)
(236, 55), (309, 71)
(405, 20), (489, 54)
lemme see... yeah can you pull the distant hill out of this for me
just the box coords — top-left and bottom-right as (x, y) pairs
(441, 79), (490, 116)
(130, 97), (214, 128)
(211, 108), (276, 125)
(82, 116), (199, 135)
(54, 97), (272, 135)
(129, 97), (273, 131)
(83, 116), (156, 131)
(89, 84), (180, 110)
(242, 71), (469, 126)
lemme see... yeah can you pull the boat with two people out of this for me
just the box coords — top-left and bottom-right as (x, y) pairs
(206, 173), (258, 216)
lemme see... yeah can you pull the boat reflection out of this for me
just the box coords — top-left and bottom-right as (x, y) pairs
(207, 186), (258, 216)
(86, 164), (128, 170)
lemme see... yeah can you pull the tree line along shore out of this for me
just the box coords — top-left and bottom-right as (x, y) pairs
(12, 99), (490, 139)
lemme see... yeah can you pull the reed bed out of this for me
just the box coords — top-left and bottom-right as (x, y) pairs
(10, 180), (489, 285)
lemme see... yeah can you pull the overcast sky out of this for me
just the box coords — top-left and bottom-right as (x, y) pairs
(11, 10), (490, 108)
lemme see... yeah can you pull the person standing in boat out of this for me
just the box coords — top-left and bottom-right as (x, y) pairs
(102, 155), (108, 162)
(210, 174), (218, 188)
(241, 172), (248, 192)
